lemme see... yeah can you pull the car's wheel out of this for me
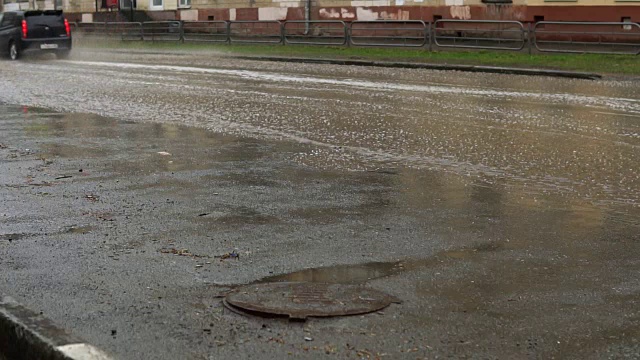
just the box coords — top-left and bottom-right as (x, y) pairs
(57, 50), (71, 60)
(8, 41), (19, 61)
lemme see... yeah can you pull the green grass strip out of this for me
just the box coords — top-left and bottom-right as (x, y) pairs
(75, 39), (640, 76)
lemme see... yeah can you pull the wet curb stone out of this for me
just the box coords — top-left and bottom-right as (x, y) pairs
(233, 56), (603, 80)
(0, 297), (112, 360)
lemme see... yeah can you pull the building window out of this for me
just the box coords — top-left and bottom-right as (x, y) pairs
(149, 0), (162, 10)
(622, 17), (633, 30)
(178, 0), (190, 7)
(482, 0), (512, 4)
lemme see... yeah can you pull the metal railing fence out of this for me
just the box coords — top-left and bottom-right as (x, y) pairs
(349, 20), (428, 48)
(533, 21), (640, 55)
(74, 22), (143, 41)
(142, 21), (182, 42)
(182, 21), (228, 43)
(434, 19), (526, 51)
(283, 21), (347, 46)
(228, 21), (282, 44)
(71, 19), (640, 55)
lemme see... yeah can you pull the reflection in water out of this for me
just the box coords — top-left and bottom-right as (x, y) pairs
(6, 104), (639, 229)
(260, 261), (404, 284)
(3, 59), (640, 356)
(6, 60), (640, 210)
(3, 104), (639, 294)
(17, 109), (278, 176)
(258, 249), (481, 284)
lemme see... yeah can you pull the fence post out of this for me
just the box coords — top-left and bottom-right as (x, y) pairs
(281, 21), (285, 45)
(226, 21), (231, 44)
(426, 21), (431, 51)
(527, 22), (532, 55)
(346, 22), (351, 48)
(180, 21), (185, 43)
(428, 21), (433, 52)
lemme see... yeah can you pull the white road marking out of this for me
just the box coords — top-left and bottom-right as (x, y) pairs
(57, 343), (114, 360)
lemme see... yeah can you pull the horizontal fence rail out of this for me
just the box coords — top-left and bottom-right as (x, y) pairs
(434, 19), (526, 51)
(533, 21), (640, 55)
(228, 21), (282, 44)
(75, 22), (105, 36)
(75, 22), (143, 41)
(283, 21), (347, 46)
(182, 21), (228, 42)
(142, 21), (182, 42)
(350, 20), (428, 48)
(108, 22), (144, 41)
(72, 20), (640, 55)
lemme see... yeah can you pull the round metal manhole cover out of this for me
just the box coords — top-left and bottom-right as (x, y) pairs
(224, 282), (399, 320)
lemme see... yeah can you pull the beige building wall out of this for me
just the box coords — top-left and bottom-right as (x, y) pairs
(185, 0), (528, 8)
(4, 0), (637, 19)
(49, 0), (638, 13)
(68, 0), (98, 12)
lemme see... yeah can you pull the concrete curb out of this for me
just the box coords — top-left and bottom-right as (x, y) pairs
(0, 297), (112, 360)
(232, 56), (603, 80)
(78, 49), (602, 80)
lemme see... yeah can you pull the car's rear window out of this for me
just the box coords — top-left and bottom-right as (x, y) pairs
(24, 10), (64, 18)
(24, 10), (65, 26)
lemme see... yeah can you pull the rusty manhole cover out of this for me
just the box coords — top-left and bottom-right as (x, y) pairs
(224, 282), (399, 320)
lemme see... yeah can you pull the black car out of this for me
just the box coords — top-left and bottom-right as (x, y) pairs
(0, 10), (72, 60)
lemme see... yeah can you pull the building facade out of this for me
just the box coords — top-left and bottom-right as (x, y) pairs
(2, 0), (639, 24)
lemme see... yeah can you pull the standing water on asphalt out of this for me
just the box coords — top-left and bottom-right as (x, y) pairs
(1, 52), (640, 359)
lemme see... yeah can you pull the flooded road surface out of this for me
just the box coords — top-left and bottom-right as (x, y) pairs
(2, 52), (639, 208)
(0, 50), (639, 359)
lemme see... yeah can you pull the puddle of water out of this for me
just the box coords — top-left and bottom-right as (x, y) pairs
(65, 225), (96, 234)
(259, 261), (404, 284)
(197, 207), (282, 226)
(20, 110), (294, 178)
(215, 207), (281, 225)
(258, 248), (479, 284)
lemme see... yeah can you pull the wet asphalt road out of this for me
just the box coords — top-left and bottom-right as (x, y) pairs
(1, 49), (639, 359)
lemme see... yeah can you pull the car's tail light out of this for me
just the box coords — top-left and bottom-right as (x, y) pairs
(64, 19), (70, 37)
(21, 20), (27, 38)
